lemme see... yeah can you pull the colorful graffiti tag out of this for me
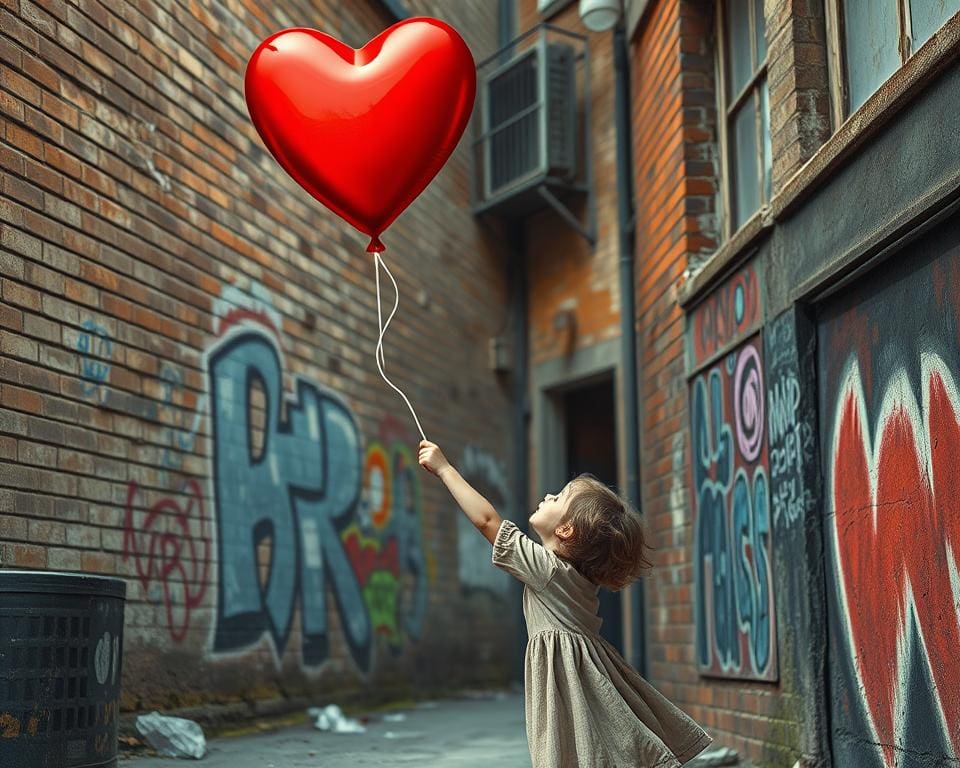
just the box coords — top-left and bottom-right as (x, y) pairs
(345, 415), (428, 652)
(689, 334), (777, 681)
(82, 278), (435, 674)
(204, 280), (432, 670)
(690, 263), (762, 369)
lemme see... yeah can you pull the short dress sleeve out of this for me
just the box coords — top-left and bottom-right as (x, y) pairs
(491, 519), (557, 591)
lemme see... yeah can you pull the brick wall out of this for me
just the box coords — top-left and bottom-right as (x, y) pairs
(765, 0), (832, 190)
(504, 0), (626, 547)
(633, 0), (835, 765)
(1, 0), (514, 713)
(632, 0), (710, 731)
(522, 0), (623, 367)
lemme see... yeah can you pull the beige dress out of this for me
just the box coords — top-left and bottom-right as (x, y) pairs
(493, 519), (713, 768)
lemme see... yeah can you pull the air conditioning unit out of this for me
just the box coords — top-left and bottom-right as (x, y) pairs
(480, 38), (577, 205)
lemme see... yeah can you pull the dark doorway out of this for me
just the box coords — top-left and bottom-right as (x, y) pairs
(563, 376), (623, 653)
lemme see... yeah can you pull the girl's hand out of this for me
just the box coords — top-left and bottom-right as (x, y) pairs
(418, 440), (451, 477)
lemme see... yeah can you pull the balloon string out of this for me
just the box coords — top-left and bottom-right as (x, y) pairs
(374, 251), (427, 442)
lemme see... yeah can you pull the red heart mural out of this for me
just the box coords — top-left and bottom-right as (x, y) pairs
(244, 18), (476, 252)
(831, 356), (960, 765)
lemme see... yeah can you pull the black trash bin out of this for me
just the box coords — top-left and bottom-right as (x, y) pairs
(0, 570), (126, 768)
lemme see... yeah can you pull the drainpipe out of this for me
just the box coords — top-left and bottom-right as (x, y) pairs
(614, 21), (646, 678)
(509, 226), (530, 684)
(497, 0), (529, 685)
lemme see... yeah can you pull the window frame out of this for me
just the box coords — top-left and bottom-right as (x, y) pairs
(825, 0), (947, 123)
(715, 0), (771, 241)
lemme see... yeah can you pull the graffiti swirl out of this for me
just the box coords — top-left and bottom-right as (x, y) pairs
(734, 345), (764, 462)
(123, 480), (210, 643)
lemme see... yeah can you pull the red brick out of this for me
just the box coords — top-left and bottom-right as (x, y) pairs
(0, 9), (39, 50)
(2, 280), (43, 311)
(0, 542), (47, 568)
(80, 551), (116, 573)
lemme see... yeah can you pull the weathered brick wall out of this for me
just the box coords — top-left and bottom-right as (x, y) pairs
(633, 0), (712, 739)
(765, 0), (832, 189)
(514, 1), (623, 368)
(633, 1), (816, 765)
(1, 0), (514, 714)
(635, 0), (836, 765)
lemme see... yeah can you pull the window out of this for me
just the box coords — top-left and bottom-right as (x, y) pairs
(717, 0), (772, 236)
(835, 0), (960, 115)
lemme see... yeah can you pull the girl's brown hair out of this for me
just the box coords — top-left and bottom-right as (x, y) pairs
(556, 474), (654, 591)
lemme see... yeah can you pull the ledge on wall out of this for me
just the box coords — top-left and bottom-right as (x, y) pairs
(677, 207), (773, 310)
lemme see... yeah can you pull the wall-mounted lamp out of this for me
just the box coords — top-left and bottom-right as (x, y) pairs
(578, 0), (622, 31)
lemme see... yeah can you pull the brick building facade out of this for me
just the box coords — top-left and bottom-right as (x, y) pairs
(626, 0), (960, 765)
(1, 0), (518, 718)
(519, 0), (960, 766)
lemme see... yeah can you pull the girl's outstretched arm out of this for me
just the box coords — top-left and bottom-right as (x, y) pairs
(418, 439), (503, 544)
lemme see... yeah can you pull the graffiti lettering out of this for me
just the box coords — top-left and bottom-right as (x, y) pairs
(765, 307), (818, 535)
(209, 330), (370, 670)
(690, 336), (777, 680)
(767, 372), (814, 528)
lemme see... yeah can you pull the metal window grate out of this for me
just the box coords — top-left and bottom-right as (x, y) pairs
(488, 50), (541, 193)
(471, 24), (595, 245)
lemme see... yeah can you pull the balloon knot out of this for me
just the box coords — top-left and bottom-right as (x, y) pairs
(366, 236), (385, 253)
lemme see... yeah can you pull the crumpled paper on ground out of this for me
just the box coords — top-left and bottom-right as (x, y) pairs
(686, 746), (740, 767)
(307, 704), (366, 733)
(135, 711), (207, 759)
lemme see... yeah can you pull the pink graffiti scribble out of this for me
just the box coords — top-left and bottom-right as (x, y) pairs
(734, 344), (764, 462)
(123, 480), (211, 643)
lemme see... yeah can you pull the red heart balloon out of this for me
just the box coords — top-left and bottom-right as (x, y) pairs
(245, 18), (476, 253)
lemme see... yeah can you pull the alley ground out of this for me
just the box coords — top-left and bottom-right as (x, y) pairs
(121, 690), (531, 767)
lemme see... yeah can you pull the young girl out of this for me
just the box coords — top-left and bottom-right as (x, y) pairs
(418, 439), (712, 768)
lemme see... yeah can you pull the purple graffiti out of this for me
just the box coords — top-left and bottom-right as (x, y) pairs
(734, 345), (764, 462)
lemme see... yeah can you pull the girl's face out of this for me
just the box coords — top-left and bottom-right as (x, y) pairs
(530, 481), (575, 541)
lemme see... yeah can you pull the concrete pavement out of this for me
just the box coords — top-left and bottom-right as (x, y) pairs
(121, 690), (531, 768)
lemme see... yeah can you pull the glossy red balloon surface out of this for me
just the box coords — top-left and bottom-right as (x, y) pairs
(244, 18), (477, 252)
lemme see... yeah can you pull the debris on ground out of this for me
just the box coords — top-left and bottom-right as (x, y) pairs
(134, 712), (207, 759)
(687, 746), (740, 767)
(307, 704), (367, 733)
